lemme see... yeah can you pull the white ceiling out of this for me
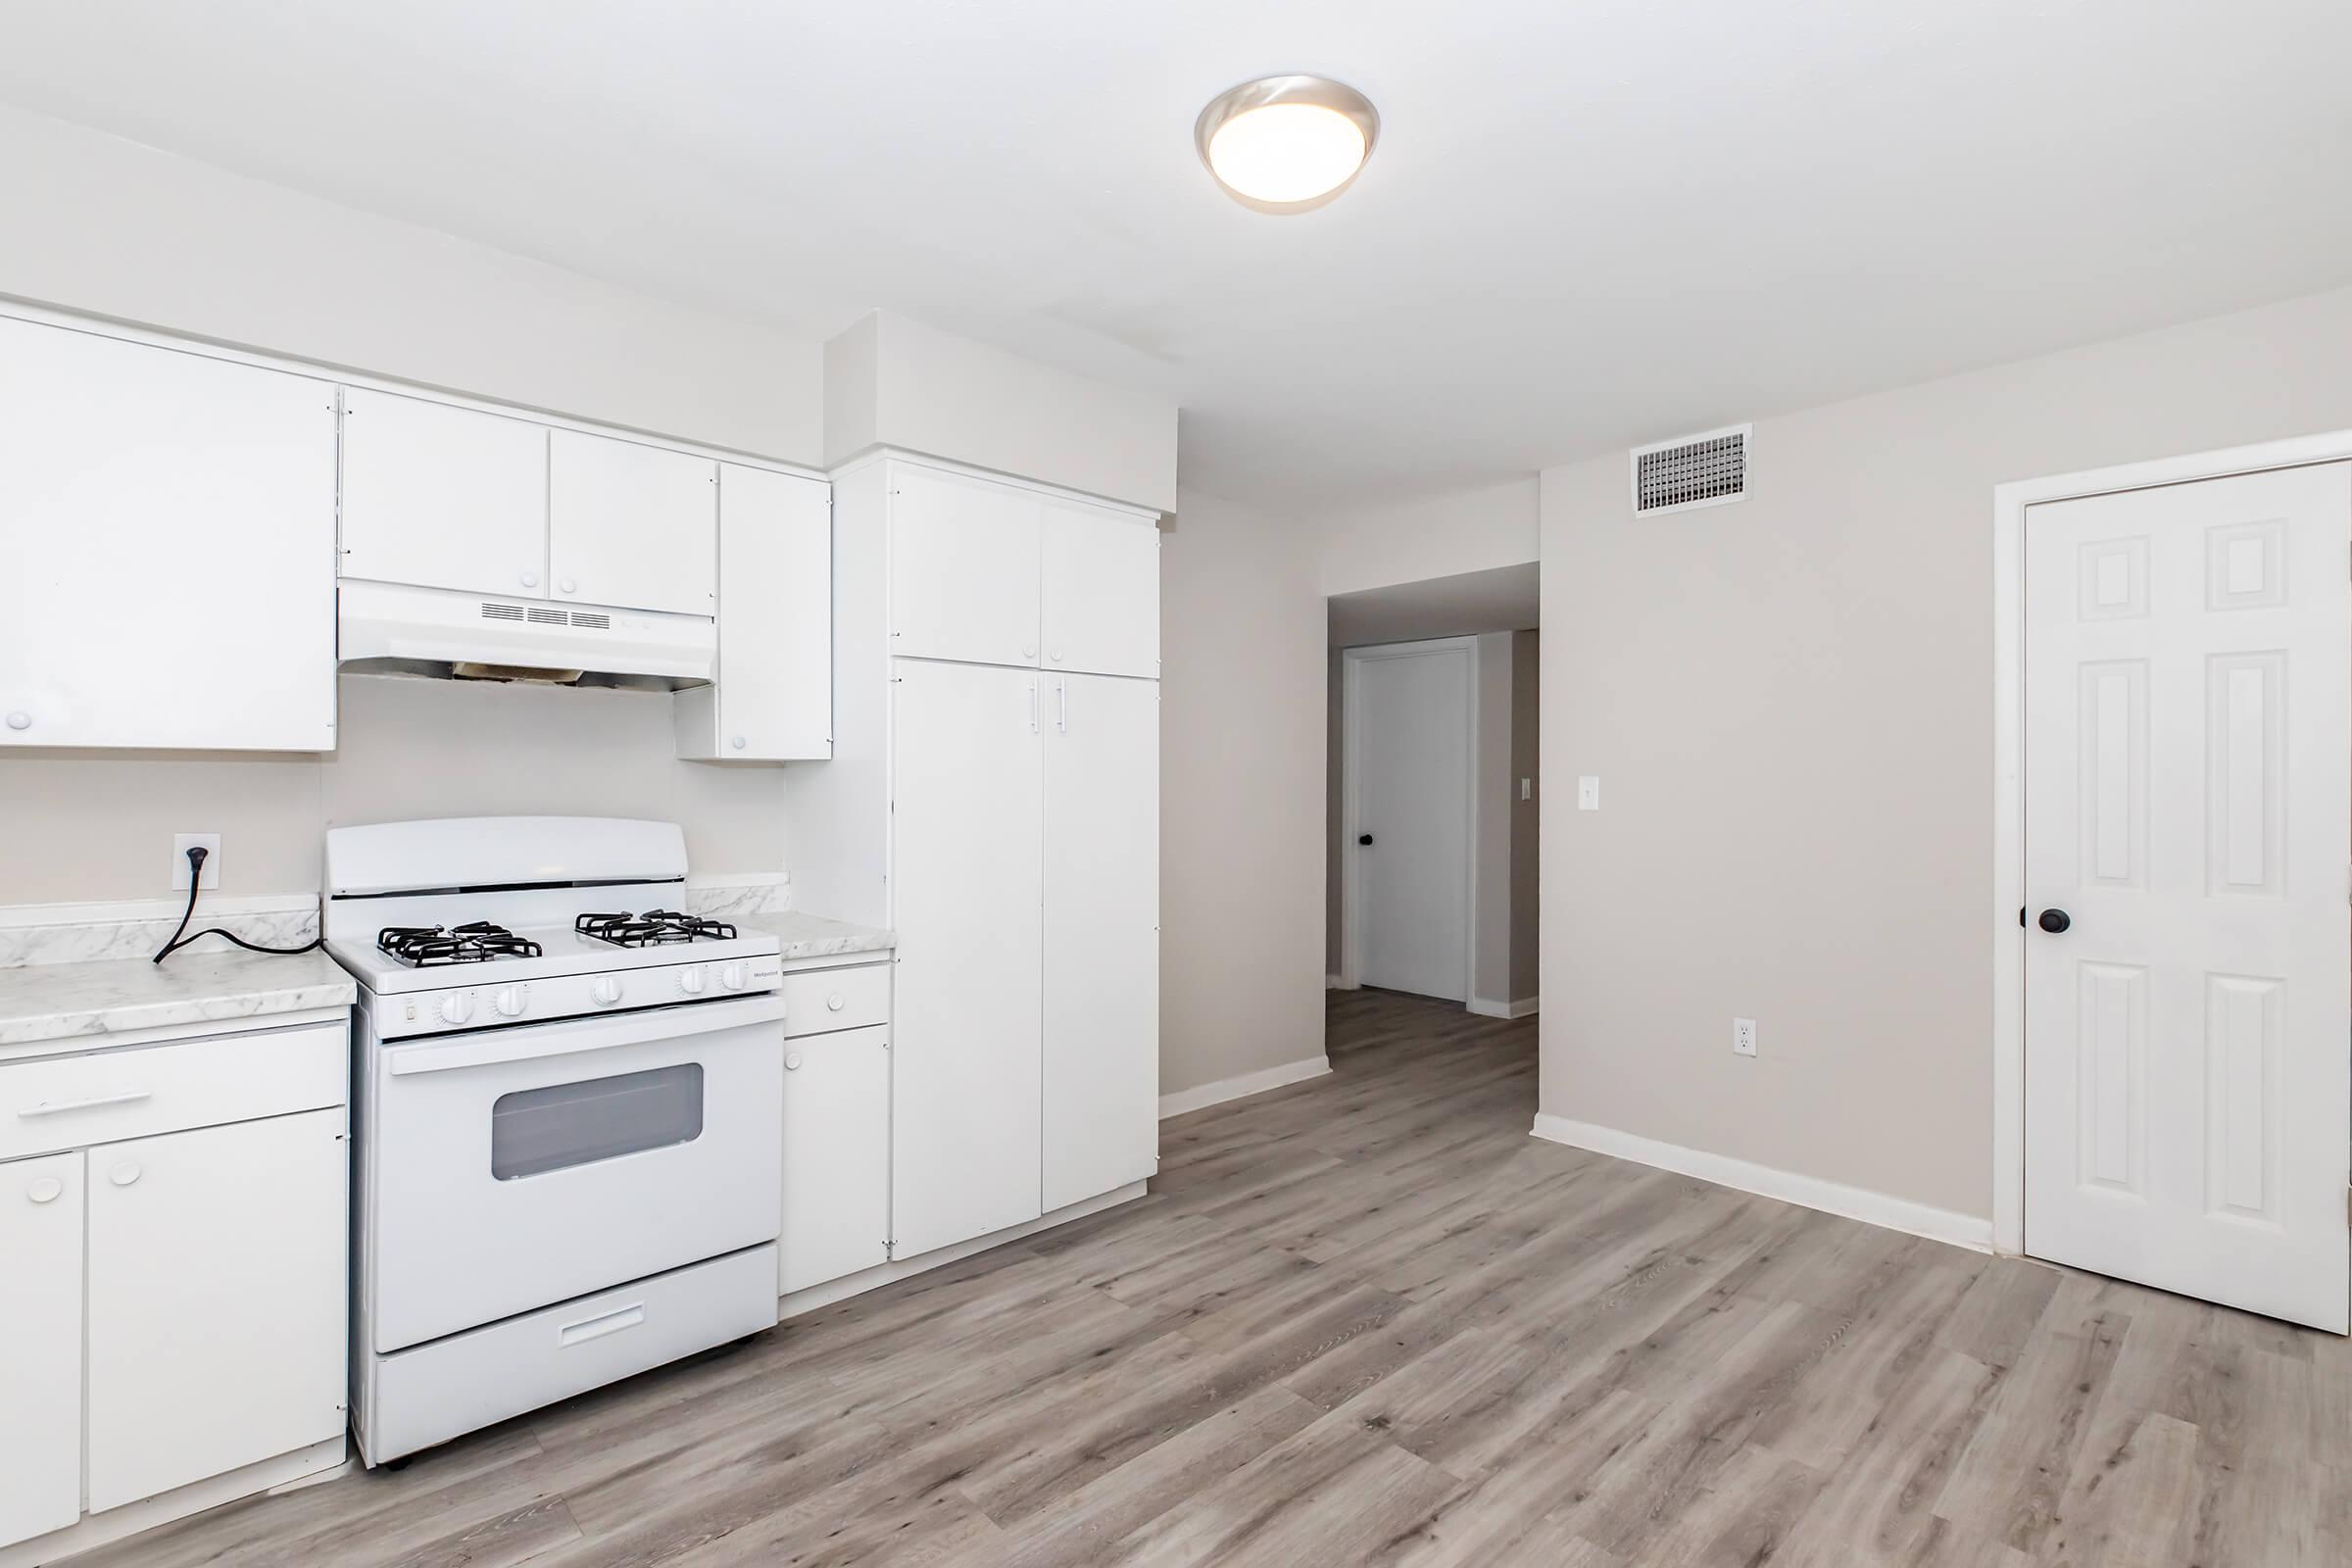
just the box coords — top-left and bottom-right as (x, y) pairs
(4, 2), (2347, 509)
(1329, 564), (1540, 648)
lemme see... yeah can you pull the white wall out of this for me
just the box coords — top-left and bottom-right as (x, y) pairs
(1540, 281), (2352, 1222)
(1161, 488), (1327, 1096)
(1314, 476), (1540, 597)
(825, 311), (1178, 513)
(0, 105), (822, 461)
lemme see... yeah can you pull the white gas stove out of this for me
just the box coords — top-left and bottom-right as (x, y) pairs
(326, 816), (786, 1467)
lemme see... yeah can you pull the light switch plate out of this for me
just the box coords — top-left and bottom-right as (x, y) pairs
(172, 833), (221, 891)
(1577, 776), (1600, 811)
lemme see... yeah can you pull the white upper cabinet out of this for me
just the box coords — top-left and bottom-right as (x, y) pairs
(888, 464), (1043, 666)
(676, 465), (830, 760)
(549, 430), (716, 615)
(1042, 498), (1159, 678)
(0, 318), (338, 752)
(340, 388), (549, 599)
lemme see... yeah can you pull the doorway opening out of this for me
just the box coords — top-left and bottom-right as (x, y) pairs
(1327, 563), (1539, 1018)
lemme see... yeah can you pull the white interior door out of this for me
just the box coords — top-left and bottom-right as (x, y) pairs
(340, 387), (548, 599)
(890, 659), (1045, 1257)
(1043, 673), (1160, 1211)
(0, 1152), (81, 1549)
(2024, 461), (2350, 1332)
(548, 430), (717, 614)
(1348, 641), (1473, 1002)
(888, 464), (1042, 667)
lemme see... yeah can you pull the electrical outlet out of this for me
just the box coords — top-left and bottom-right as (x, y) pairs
(1577, 776), (1600, 811)
(1733, 1017), (1758, 1057)
(172, 833), (221, 891)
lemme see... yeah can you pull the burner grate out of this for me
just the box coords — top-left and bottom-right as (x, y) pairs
(574, 909), (741, 948)
(378, 921), (545, 968)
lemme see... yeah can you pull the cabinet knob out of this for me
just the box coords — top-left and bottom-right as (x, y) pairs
(559, 579), (577, 595)
(26, 1176), (62, 1204)
(110, 1162), (141, 1188)
(731, 735), (748, 751)
(4, 711), (28, 732)
(784, 1052), (804, 1071)
(826, 992), (846, 1011)
(520, 571), (539, 588)
(1022, 643), (1037, 659)
(1050, 649), (1063, 662)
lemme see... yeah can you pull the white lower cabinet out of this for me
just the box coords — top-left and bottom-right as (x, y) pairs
(779, 1020), (891, 1295)
(85, 1109), (348, 1512)
(0, 1152), (82, 1548)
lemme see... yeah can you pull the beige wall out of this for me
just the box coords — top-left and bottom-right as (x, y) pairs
(1540, 281), (2352, 1221)
(0, 104), (823, 461)
(1161, 488), (1327, 1095)
(1314, 476), (1539, 598)
(1509, 630), (1541, 1004)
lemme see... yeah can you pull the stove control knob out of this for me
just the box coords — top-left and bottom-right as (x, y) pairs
(494, 986), (527, 1018)
(437, 992), (475, 1025)
(591, 975), (624, 1007)
(718, 961), (747, 992)
(675, 965), (707, 997)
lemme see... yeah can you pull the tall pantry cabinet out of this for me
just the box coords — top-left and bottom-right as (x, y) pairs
(789, 457), (1160, 1260)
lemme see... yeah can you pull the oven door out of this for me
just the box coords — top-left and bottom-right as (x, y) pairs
(368, 994), (784, 1353)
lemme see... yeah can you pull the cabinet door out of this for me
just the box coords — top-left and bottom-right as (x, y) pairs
(340, 387), (548, 599)
(888, 465), (1041, 667)
(1043, 675), (1161, 1210)
(86, 1109), (347, 1512)
(0, 318), (337, 751)
(0, 1152), (81, 1549)
(1042, 500), (1160, 679)
(714, 465), (830, 760)
(889, 660), (1044, 1257)
(780, 1023), (891, 1295)
(549, 430), (716, 615)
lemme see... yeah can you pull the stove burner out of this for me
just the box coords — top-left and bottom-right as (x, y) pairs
(377, 921), (545, 968)
(574, 909), (740, 948)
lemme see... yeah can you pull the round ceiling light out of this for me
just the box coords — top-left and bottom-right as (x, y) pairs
(1195, 74), (1379, 215)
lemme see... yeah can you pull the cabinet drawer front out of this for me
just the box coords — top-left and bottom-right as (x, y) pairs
(781, 962), (890, 1038)
(0, 1022), (346, 1159)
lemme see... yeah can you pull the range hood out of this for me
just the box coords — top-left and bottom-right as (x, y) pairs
(338, 580), (714, 690)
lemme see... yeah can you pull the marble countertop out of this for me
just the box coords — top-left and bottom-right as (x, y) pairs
(0, 947), (357, 1053)
(735, 910), (896, 961)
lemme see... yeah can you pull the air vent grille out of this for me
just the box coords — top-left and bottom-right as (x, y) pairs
(527, 608), (567, 625)
(1632, 423), (1751, 516)
(479, 602), (525, 621)
(570, 612), (611, 630)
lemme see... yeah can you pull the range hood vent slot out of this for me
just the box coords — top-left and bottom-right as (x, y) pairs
(479, 602), (525, 621)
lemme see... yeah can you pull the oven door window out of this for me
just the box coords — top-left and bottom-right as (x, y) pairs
(490, 1063), (706, 1180)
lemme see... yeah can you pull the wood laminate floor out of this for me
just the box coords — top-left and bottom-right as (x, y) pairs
(83, 989), (2351, 1567)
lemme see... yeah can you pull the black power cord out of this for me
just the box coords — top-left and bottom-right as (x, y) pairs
(152, 845), (324, 964)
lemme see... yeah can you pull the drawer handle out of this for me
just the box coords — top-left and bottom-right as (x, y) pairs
(19, 1089), (152, 1118)
(558, 1303), (645, 1348)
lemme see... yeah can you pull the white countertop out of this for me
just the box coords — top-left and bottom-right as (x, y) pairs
(735, 910), (896, 962)
(0, 947), (357, 1052)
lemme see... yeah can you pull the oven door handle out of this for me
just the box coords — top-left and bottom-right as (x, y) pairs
(386, 994), (787, 1076)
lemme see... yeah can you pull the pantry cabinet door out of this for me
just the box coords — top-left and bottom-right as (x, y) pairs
(0, 1152), (82, 1550)
(887, 465), (1042, 667)
(780, 1024), (892, 1295)
(1042, 674), (1160, 1210)
(1041, 499), (1160, 679)
(549, 430), (717, 615)
(86, 1110), (347, 1513)
(0, 318), (338, 751)
(340, 387), (549, 599)
(889, 659), (1044, 1257)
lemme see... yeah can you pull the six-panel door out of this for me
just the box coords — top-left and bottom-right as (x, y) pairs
(780, 1023), (892, 1294)
(340, 387), (549, 599)
(1043, 674), (1161, 1210)
(0, 1152), (81, 1549)
(888, 464), (1044, 666)
(1042, 500), (1160, 678)
(85, 1109), (348, 1511)
(889, 659), (1046, 1257)
(0, 318), (339, 752)
(548, 429), (717, 615)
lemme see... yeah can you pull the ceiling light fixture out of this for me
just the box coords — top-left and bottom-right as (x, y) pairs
(1196, 74), (1379, 215)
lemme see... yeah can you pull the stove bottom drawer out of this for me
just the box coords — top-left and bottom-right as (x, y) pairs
(358, 1244), (777, 1465)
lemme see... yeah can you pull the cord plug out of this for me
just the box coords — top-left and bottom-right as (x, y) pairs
(185, 844), (210, 877)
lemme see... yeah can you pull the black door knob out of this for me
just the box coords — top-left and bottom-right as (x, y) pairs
(2038, 908), (2071, 934)
(1358, 833), (1374, 846)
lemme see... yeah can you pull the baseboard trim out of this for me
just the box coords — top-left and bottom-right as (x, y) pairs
(1529, 1114), (1992, 1253)
(1159, 1054), (1332, 1119)
(1467, 995), (1541, 1020)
